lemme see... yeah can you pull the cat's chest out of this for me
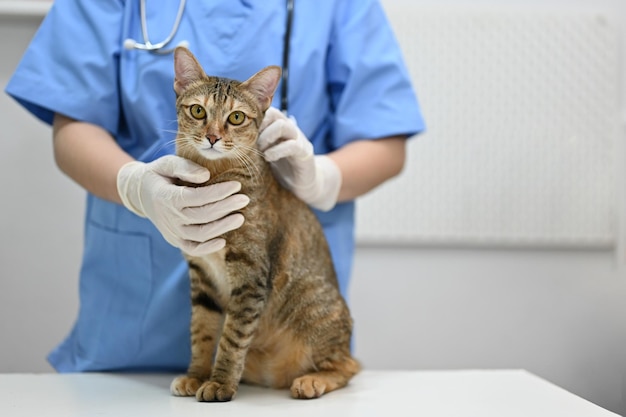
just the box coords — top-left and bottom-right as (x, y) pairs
(187, 249), (231, 297)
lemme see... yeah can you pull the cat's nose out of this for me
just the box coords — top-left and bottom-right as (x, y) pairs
(206, 134), (221, 146)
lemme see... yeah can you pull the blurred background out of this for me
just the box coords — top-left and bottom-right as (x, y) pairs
(1, 0), (625, 415)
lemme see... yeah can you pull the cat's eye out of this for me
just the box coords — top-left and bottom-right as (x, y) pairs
(189, 104), (206, 120)
(228, 111), (246, 126)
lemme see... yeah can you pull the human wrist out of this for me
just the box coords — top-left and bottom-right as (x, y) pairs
(307, 155), (342, 211)
(116, 161), (147, 217)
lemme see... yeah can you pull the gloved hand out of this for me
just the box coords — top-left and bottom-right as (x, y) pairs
(258, 107), (341, 211)
(117, 155), (249, 256)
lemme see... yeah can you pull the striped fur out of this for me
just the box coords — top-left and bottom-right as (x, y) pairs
(169, 47), (359, 402)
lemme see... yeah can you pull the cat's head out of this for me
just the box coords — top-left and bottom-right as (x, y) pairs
(173, 47), (281, 163)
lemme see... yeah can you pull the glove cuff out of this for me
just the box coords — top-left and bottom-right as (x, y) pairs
(116, 161), (148, 217)
(308, 155), (342, 212)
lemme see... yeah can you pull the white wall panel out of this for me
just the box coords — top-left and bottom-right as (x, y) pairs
(357, 6), (621, 247)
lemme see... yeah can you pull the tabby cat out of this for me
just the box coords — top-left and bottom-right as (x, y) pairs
(169, 47), (360, 402)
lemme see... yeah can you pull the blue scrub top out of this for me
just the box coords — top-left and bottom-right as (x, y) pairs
(6, 0), (425, 372)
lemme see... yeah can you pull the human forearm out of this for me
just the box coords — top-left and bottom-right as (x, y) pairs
(52, 114), (133, 204)
(328, 136), (407, 202)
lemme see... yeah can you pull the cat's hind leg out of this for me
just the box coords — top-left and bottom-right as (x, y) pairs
(290, 355), (360, 399)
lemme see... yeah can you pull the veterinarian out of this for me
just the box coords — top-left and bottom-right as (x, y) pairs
(5, 0), (425, 372)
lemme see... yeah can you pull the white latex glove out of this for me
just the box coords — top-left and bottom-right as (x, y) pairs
(117, 155), (249, 256)
(258, 107), (341, 211)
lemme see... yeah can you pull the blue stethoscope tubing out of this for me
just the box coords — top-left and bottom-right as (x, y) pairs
(124, 0), (294, 114)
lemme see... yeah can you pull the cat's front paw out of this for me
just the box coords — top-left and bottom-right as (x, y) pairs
(196, 380), (238, 402)
(170, 375), (204, 397)
(291, 375), (327, 399)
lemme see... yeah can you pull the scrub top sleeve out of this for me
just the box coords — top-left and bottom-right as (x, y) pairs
(5, 0), (124, 135)
(326, 0), (425, 149)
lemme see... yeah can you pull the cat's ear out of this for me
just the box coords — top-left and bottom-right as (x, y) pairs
(241, 66), (282, 112)
(173, 47), (207, 95)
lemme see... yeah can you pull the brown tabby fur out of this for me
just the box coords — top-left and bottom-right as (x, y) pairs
(169, 47), (359, 402)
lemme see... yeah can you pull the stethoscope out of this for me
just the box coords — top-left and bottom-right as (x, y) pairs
(123, 0), (294, 114)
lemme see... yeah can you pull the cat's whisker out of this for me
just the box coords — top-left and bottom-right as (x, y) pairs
(232, 149), (261, 185)
(175, 136), (206, 154)
(238, 144), (267, 166)
(144, 137), (179, 159)
(233, 144), (272, 187)
(242, 144), (266, 159)
(242, 153), (261, 182)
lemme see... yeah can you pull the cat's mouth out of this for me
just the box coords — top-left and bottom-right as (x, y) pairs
(198, 145), (227, 160)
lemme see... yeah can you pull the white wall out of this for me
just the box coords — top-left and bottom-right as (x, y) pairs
(350, 248), (626, 414)
(0, 11), (84, 374)
(0, 1), (625, 416)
